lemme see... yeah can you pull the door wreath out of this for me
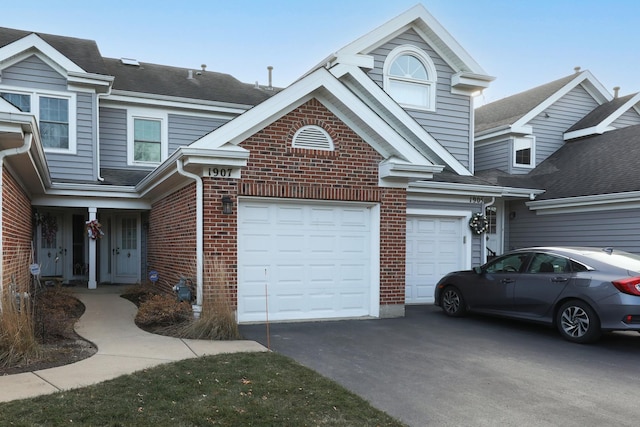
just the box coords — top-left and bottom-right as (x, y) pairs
(469, 212), (489, 235)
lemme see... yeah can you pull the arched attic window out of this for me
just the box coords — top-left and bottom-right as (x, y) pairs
(383, 45), (437, 111)
(292, 125), (334, 151)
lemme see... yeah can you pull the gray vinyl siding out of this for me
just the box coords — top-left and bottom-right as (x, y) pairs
(611, 109), (640, 129)
(0, 55), (66, 91)
(475, 138), (510, 172)
(168, 114), (230, 154)
(99, 107), (127, 169)
(367, 29), (472, 169)
(506, 200), (640, 254)
(407, 199), (482, 266)
(528, 85), (599, 167)
(47, 92), (95, 181)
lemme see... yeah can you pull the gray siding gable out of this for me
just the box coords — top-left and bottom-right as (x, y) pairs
(611, 108), (640, 128)
(1, 55), (66, 91)
(367, 29), (472, 169)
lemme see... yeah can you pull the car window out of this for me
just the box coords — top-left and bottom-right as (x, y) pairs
(485, 253), (529, 273)
(526, 253), (570, 273)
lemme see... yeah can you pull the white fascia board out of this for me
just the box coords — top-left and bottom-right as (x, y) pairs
(32, 194), (150, 209)
(105, 91), (250, 115)
(136, 145), (250, 195)
(451, 71), (495, 95)
(0, 33), (84, 73)
(475, 125), (533, 142)
(527, 191), (640, 215)
(513, 71), (611, 130)
(409, 180), (545, 198)
(331, 63), (472, 175)
(329, 54), (374, 70)
(67, 71), (114, 93)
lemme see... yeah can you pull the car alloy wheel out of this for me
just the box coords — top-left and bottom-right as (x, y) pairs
(441, 287), (466, 317)
(557, 300), (601, 343)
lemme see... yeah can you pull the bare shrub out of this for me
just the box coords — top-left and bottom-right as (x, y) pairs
(135, 294), (192, 327)
(0, 278), (39, 368)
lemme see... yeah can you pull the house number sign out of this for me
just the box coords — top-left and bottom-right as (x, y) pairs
(469, 196), (485, 204)
(203, 167), (241, 179)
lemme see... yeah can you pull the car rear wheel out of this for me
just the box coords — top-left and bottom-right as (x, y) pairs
(556, 300), (601, 343)
(441, 286), (467, 317)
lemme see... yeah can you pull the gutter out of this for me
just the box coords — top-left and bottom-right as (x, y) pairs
(175, 158), (203, 314)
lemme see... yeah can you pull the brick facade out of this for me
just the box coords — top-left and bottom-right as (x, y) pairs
(148, 98), (407, 315)
(2, 167), (33, 293)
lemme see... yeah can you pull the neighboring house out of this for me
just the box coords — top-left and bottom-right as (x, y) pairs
(0, 4), (542, 323)
(475, 68), (640, 254)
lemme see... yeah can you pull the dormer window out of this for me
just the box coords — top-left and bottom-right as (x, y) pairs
(513, 136), (535, 168)
(383, 45), (437, 111)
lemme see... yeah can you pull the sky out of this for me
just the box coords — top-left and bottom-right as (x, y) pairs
(4, 0), (640, 105)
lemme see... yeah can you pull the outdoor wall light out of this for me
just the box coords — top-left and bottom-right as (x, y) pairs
(222, 195), (233, 215)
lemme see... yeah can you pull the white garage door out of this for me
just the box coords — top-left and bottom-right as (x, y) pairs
(238, 200), (374, 323)
(405, 216), (464, 304)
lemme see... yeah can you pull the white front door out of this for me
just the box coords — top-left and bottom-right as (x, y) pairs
(405, 215), (465, 304)
(113, 215), (140, 283)
(237, 199), (376, 323)
(37, 213), (65, 277)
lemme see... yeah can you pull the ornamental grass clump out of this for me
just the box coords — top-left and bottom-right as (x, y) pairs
(0, 277), (39, 368)
(161, 256), (240, 340)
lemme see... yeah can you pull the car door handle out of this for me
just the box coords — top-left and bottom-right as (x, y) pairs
(551, 277), (568, 283)
(501, 278), (515, 284)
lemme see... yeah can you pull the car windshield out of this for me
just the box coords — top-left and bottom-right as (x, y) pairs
(584, 250), (640, 273)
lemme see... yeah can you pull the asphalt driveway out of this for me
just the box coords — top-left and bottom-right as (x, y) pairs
(240, 305), (640, 427)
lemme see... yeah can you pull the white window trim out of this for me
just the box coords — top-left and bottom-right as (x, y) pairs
(513, 135), (535, 169)
(127, 108), (168, 166)
(383, 45), (437, 112)
(0, 86), (77, 154)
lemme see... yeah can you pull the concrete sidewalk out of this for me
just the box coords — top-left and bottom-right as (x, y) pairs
(0, 286), (266, 403)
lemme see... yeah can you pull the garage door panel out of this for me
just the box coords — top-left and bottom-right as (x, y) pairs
(238, 201), (374, 322)
(406, 216), (464, 304)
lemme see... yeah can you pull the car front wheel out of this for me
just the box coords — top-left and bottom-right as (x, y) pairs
(441, 286), (467, 317)
(556, 300), (601, 343)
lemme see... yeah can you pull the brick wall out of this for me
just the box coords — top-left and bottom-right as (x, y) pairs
(147, 183), (197, 291)
(2, 167), (33, 293)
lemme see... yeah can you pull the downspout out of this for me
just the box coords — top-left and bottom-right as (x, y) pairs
(0, 132), (33, 305)
(482, 197), (495, 264)
(176, 158), (203, 314)
(95, 88), (111, 182)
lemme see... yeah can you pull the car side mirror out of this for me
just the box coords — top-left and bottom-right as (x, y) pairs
(473, 266), (483, 275)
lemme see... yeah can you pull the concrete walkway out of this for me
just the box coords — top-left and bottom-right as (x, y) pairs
(0, 286), (266, 403)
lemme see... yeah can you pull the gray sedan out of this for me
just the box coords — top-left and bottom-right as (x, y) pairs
(434, 247), (640, 343)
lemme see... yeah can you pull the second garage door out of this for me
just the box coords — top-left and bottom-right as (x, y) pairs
(405, 215), (465, 304)
(237, 200), (376, 323)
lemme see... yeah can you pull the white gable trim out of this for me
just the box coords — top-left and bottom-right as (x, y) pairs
(190, 67), (436, 168)
(513, 70), (611, 130)
(527, 191), (640, 215)
(330, 62), (472, 175)
(563, 92), (640, 140)
(333, 4), (488, 76)
(0, 33), (85, 74)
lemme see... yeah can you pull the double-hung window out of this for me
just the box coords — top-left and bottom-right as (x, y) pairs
(1, 90), (75, 152)
(127, 109), (167, 166)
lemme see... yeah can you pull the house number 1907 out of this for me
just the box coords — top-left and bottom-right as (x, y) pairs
(208, 168), (233, 177)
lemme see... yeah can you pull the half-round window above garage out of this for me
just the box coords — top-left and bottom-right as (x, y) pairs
(384, 45), (437, 111)
(292, 125), (334, 151)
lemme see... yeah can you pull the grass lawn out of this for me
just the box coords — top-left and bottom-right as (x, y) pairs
(0, 352), (406, 426)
